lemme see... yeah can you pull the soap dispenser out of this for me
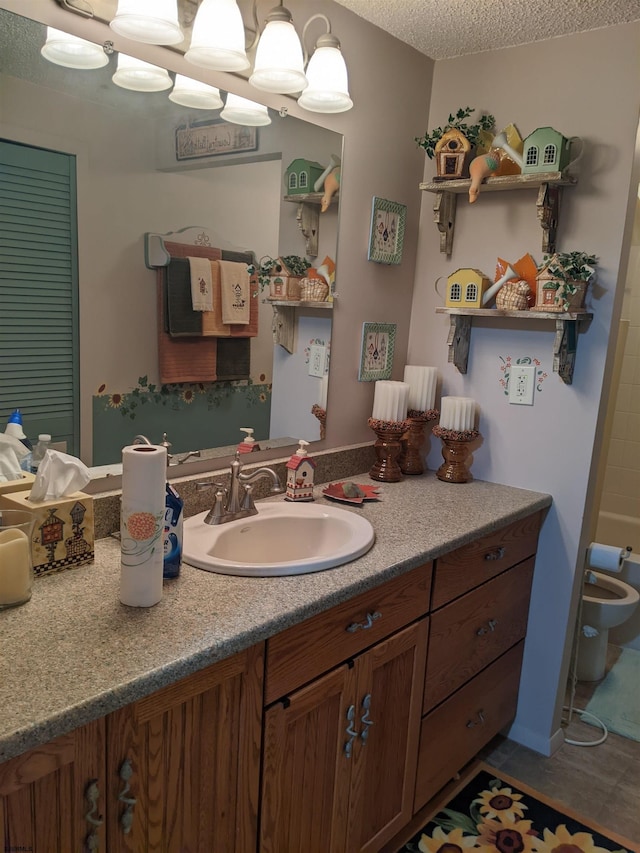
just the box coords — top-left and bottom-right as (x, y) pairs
(237, 428), (260, 453)
(285, 439), (316, 502)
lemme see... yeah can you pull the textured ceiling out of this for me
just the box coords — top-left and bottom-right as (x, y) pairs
(333, 0), (640, 60)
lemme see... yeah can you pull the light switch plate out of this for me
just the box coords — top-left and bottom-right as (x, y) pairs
(308, 345), (327, 377)
(509, 365), (536, 405)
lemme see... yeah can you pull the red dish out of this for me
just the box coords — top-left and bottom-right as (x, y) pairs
(322, 482), (381, 505)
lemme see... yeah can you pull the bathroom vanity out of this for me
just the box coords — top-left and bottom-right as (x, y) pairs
(0, 472), (550, 851)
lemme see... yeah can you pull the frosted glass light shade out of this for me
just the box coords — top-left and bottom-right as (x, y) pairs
(169, 75), (224, 109)
(110, 0), (183, 45)
(298, 45), (352, 113)
(221, 93), (271, 126)
(249, 19), (307, 94)
(112, 54), (172, 92)
(41, 27), (109, 69)
(185, 0), (250, 72)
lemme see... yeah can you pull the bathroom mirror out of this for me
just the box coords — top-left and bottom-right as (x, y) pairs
(0, 5), (341, 473)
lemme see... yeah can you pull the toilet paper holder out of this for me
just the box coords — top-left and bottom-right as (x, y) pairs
(586, 542), (632, 573)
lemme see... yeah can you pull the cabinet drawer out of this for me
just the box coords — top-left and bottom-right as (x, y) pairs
(432, 511), (542, 609)
(414, 641), (524, 812)
(424, 557), (533, 714)
(265, 562), (432, 704)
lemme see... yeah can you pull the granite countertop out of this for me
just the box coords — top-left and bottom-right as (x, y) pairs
(0, 472), (551, 763)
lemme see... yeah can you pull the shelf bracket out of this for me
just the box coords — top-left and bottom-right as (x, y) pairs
(553, 317), (579, 384)
(433, 191), (457, 256)
(536, 182), (561, 254)
(446, 314), (472, 374)
(271, 305), (297, 353)
(295, 202), (319, 258)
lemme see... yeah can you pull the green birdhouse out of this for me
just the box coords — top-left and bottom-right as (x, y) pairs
(285, 158), (324, 195)
(522, 127), (573, 174)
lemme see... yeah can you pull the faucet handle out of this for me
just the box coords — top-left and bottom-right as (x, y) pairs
(241, 484), (256, 514)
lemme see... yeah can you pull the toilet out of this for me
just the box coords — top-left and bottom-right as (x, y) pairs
(577, 570), (640, 681)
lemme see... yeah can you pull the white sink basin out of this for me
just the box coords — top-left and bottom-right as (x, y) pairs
(183, 502), (375, 577)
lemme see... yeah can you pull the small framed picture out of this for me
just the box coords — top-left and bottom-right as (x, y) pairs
(368, 197), (407, 265)
(359, 322), (397, 381)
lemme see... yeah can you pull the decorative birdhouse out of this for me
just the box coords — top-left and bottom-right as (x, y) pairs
(434, 129), (472, 178)
(532, 263), (562, 311)
(268, 257), (303, 301)
(285, 158), (325, 195)
(285, 445), (316, 501)
(446, 268), (491, 308)
(521, 127), (572, 174)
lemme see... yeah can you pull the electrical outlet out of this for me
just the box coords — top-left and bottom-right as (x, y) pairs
(509, 365), (536, 405)
(308, 345), (327, 377)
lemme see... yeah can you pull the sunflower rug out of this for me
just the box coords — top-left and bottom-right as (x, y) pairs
(397, 764), (638, 853)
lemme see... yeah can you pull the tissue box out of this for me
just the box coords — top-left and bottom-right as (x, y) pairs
(0, 490), (94, 576)
(0, 471), (36, 496)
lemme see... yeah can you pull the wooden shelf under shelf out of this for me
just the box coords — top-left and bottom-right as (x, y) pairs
(283, 193), (338, 258)
(263, 299), (333, 309)
(420, 171), (577, 256)
(435, 307), (593, 385)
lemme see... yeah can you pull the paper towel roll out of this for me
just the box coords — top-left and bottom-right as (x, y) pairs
(120, 444), (167, 607)
(587, 542), (626, 573)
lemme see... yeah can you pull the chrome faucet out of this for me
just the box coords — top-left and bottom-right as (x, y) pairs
(201, 452), (283, 525)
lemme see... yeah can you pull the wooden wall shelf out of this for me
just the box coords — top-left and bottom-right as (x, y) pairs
(420, 171), (577, 256)
(283, 192), (338, 258)
(435, 307), (592, 385)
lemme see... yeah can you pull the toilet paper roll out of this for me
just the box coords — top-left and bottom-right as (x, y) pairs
(120, 444), (167, 607)
(587, 542), (626, 573)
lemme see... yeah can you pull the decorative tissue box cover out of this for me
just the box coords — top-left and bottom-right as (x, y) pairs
(0, 471), (36, 496)
(268, 274), (301, 301)
(0, 490), (94, 576)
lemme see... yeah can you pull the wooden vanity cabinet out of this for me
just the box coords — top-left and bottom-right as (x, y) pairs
(260, 563), (432, 853)
(413, 512), (543, 811)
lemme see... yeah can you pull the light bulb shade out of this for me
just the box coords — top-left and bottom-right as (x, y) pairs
(298, 45), (353, 113)
(169, 75), (224, 109)
(112, 53), (173, 92)
(220, 93), (271, 126)
(185, 0), (250, 72)
(110, 0), (183, 45)
(41, 27), (109, 69)
(250, 19), (307, 94)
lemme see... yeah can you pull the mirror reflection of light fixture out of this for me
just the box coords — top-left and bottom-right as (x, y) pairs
(248, 6), (307, 95)
(169, 75), (224, 109)
(185, 0), (250, 72)
(112, 53), (173, 91)
(109, 0), (183, 45)
(41, 26), (109, 69)
(220, 93), (271, 126)
(297, 16), (352, 114)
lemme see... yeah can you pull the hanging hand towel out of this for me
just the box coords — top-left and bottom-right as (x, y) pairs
(220, 260), (250, 325)
(188, 256), (214, 311)
(201, 260), (231, 337)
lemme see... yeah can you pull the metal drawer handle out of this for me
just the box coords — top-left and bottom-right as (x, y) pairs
(346, 611), (382, 632)
(360, 693), (374, 744)
(476, 618), (498, 636)
(344, 704), (358, 758)
(466, 710), (485, 728)
(484, 546), (505, 561)
(118, 759), (137, 835)
(84, 780), (103, 851)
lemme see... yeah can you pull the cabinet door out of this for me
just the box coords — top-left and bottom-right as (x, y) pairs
(260, 663), (357, 853)
(0, 718), (106, 851)
(106, 643), (263, 853)
(347, 619), (428, 853)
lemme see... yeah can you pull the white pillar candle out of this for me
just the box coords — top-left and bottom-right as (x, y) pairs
(0, 528), (32, 606)
(372, 380), (409, 422)
(439, 396), (477, 431)
(403, 365), (438, 412)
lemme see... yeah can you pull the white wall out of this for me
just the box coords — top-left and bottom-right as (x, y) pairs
(408, 25), (640, 753)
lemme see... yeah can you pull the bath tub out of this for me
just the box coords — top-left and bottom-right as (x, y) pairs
(595, 510), (640, 650)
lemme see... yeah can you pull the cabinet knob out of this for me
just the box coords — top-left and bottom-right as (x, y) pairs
(118, 758), (137, 835)
(346, 611), (382, 633)
(476, 618), (498, 636)
(466, 710), (485, 728)
(484, 546), (505, 561)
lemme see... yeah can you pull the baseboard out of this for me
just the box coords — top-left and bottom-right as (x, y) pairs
(505, 720), (565, 756)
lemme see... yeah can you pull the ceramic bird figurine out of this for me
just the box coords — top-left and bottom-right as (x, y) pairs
(468, 149), (501, 203)
(321, 166), (341, 212)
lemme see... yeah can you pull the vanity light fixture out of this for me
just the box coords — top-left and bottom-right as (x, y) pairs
(248, 5), (307, 94)
(109, 0), (183, 45)
(220, 93), (272, 126)
(112, 53), (173, 91)
(41, 26), (109, 69)
(185, 0), (250, 72)
(297, 15), (352, 114)
(169, 75), (224, 109)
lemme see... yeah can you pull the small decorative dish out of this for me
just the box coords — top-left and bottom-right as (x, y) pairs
(322, 482), (381, 505)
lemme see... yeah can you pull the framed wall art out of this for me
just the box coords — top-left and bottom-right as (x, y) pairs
(175, 119), (258, 162)
(367, 197), (407, 265)
(359, 322), (397, 381)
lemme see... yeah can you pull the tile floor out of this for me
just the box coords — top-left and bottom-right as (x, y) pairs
(481, 644), (640, 846)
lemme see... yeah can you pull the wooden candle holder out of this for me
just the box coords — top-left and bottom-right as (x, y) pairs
(311, 404), (327, 440)
(399, 409), (439, 476)
(432, 425), (480, 484)
(368, 418), (409, 482)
